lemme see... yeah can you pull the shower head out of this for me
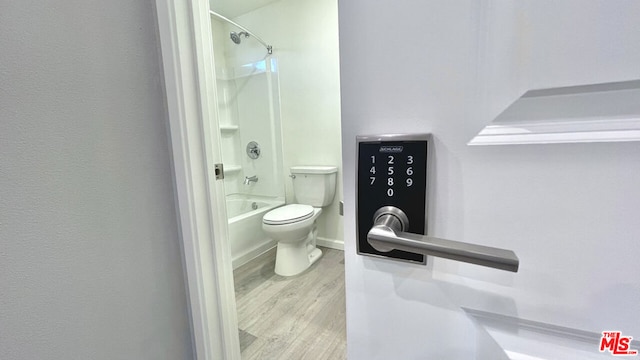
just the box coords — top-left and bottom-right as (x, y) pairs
(230, 31), (249, 44)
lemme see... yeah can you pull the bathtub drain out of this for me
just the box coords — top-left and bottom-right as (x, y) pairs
(251, 202), (258, 210)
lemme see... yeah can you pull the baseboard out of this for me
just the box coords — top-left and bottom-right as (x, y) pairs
(317, 237), (344, 251)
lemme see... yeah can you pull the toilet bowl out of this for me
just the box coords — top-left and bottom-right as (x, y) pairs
(262, 166), (337, 276)
(263, 205), (323, 276)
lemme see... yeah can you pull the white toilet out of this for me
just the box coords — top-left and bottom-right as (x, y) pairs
(262, 165), (338, 276)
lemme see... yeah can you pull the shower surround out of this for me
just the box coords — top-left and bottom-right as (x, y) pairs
(211, 17), (285, 268)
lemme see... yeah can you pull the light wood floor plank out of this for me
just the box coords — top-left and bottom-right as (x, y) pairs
(237, 249), (340, 332)
(244, 250), (343, 336)
(234, 248), (277, 302)
(234, 247), (346, 360)
(278, 281), (347, 359)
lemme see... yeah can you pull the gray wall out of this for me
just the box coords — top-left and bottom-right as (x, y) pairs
(0, 1), (194, 359)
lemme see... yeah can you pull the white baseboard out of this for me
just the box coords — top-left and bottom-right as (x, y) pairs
(317, 237), (344, 251)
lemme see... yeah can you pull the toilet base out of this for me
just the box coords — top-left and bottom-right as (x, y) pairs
(275, 243), (323, 277)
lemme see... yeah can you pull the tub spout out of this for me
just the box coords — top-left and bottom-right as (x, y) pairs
(244, 175), (258, 185)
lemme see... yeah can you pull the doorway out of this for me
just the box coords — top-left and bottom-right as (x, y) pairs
(208, 0), (345, 357)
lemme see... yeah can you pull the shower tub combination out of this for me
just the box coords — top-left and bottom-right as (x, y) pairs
(226, 194), (284, 269)
(210, 10), (285, 269)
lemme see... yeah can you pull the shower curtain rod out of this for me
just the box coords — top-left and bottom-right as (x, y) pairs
(209, 10), (273, 55)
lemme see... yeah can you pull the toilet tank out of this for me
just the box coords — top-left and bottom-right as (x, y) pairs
(290, 166), (338, 207)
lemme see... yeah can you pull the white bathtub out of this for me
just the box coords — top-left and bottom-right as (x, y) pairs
(226, 194), (284, 269)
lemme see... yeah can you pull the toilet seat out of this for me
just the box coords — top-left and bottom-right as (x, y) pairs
(263, 204), (314, 225)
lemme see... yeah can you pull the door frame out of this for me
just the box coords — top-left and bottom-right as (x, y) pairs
(155, 0), (241, 359)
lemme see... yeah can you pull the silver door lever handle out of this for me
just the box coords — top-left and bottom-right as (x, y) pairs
(367, 206), (519, 272)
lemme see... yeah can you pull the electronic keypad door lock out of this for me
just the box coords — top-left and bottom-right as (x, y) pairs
(356, 134), (519, 272)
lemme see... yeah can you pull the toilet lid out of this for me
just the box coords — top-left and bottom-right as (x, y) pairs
(263, 204), (314, 225)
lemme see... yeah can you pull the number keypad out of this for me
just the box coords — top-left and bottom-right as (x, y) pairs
(367, 154), (416, 199)
(357, 137), (430, 263)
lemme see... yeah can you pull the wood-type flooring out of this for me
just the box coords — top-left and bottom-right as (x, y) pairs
(233, 247), (346, 359)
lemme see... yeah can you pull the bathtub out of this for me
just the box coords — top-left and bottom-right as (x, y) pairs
(226, 194), (284, 269)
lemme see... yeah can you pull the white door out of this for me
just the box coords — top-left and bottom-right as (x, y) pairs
(339, 1), (640, 359)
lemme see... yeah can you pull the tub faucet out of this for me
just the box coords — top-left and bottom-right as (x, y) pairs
(244, 175), (258, 185)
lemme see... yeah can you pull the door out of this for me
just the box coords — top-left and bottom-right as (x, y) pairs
(339, 1), (640, 359)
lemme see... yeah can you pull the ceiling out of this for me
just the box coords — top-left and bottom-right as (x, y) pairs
(209, 0), (281, 18)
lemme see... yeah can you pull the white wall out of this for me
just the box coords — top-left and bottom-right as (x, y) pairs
(236, 65), (285, 198)
(0, 1), (193, 359)
(232, 0), (344, 245)
(211, 19), (242, 195)
(339, 0), (640, 358)
(212, 18), (286, 199)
